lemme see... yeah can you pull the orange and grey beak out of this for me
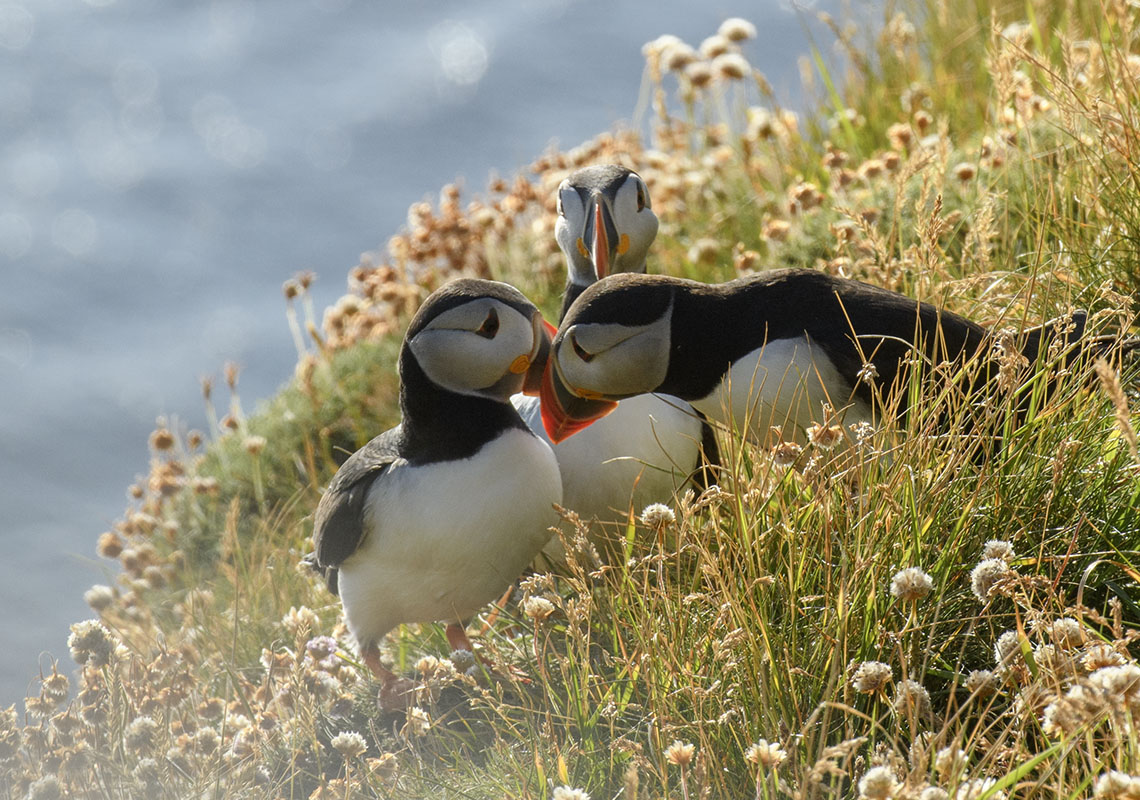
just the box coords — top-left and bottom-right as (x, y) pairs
(583, 196), (619, 281)
(539, 355), (618, 443)
(521, 314), (557, 395)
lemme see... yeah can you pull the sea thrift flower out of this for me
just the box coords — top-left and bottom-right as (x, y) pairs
(770, 440), (803, 467)
(330, 730), (368, 759)
(523, 596), (555, 621)
(1049, 617), (1085, 649)
(982, 539), (1014, 561)
(665, 739), (695, 767)
(553, 788), (591, 800)
(404, 706), (430, 737)
(852, 661), (893, 693)
(67, 620), (116, 667)
(890, 567), (934, 602)
(1094, 771), (1140, 798)
(806, 420), (843, 449)
(892, 679), (932, 720)
(124, 715), (160, 753)
(934, 747), (967, 780)
(640, 503), (676, 530)
(970, 558), (1012, 602)
(919, 789), (950, 800)
(719, 17), (757, 41)
(994, 630), (1023, 667)
(745, 739), (787, 768)
(858, 766), (899, 799)
(964, 669), (997, 697)
(714, 52), (750, 80)
(1084, 644), (1126, 671)
(958, 778), (1006, 800)
(83, 584), (114, 612)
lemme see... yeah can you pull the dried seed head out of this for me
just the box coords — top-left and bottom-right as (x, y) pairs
(149, 428), (175, 451)
(330, 730), (368, 759)
(699, 34), (733, 58)
(920, 789), (950, 800)
(1050, 617), (1085, 649)
(684, 61), (713, 88)
(243, 435), (266, 455)
(404, 706), (430, 737)
(934, 747), (967, 780)
(994, 630), (1023, 667)
(858, 766), (899, 799)
(763, 218), (792, 242)
(640, 503), (676, 530)
(982, 539), (1014, 561)
(523, 596), (555, 621)
(84, 584), (115, 612)
(663, 42), (699, 72)
(952, 162), (977, 181)
(892, 679), (932, 720)
(719, 17), (757, 41)
(806, 420), (843, 450)
(665, 739), (695, 768)
(970, 558), (1013, 602)
(714, 52), (750, 80)
(1094, 771), (1140, 799)
(745, 739), (787, 769)
(552, 788), (591, 800)
(964, 669), (997, 697)
(67, 620), (117, 667)
(890, 567), (934, 603)
(1084, 644), (1126, 671)
(124, 715), (160, 753)
(852, 661), (893, 693)
(770, 440), (803, 468)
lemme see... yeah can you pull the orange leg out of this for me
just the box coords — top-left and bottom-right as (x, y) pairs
(362, 643), (416, 711)
(445, 622), (475, 653)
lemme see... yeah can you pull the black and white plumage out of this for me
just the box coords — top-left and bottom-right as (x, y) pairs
(511, 165), (714, 530)
(540, 269), (1130, 444)
(310, 278), (561, 706)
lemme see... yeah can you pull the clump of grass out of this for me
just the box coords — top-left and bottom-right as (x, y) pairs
(5, 2), (1140, 798)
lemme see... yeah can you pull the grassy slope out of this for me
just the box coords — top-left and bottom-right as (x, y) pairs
(5, 1), (1140, 798)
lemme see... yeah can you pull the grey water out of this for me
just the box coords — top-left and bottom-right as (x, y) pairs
(0, 0), (847, 704)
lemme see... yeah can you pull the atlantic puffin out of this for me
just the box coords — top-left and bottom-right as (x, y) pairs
(511, 165), (715, 533)
(540, 269), (1130, 445)
(310, 278), (561, 708)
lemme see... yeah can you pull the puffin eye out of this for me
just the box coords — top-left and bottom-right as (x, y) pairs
(635, 182), (647, 212)
(569, 331), (594, 363)
(475, 307), (499, 339)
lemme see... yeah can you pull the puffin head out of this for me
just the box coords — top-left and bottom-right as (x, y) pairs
(540, 274), (676, 442)
(554, 165), (658, 289)
(406, 278), (552, 401)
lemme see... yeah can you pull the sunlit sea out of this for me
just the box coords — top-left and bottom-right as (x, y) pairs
(0, 0), (841, 703)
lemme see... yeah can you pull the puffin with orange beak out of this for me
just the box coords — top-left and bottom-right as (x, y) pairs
(540, 269), (1136, 447)
(512, 166), (716, 537)
(308, 279), (561, 709)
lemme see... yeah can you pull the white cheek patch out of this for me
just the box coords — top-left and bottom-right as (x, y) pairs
(409, 303), (535, 398)
(560, 322), (670, 397)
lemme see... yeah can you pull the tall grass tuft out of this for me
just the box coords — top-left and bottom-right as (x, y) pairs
(5, 2), (1139, 797)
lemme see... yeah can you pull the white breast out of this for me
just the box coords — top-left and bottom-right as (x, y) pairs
(514, 392), (704, 526)
(336, 427), (562, 652)
(690, 335), (873, 442)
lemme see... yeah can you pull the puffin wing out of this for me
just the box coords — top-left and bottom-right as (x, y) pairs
(310, 426), (403, 593)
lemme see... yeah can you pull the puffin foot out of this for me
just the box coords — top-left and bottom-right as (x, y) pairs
(377, 675), (418, 711)
(362, 644), (418, 711)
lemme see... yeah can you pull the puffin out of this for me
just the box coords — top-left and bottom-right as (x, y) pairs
(539, 269), (1133, 445)
(511, 165), (716, 534)
(310, 278), (562, 708)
